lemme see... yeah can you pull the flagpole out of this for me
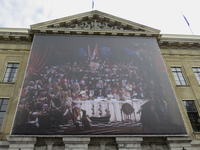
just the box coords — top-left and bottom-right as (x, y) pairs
(189, 26), (194, 35)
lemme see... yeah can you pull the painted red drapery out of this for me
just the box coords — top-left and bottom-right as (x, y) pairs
(28, 45), (53, 74)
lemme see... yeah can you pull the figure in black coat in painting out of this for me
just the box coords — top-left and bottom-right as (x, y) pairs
(81, 109), (90, 129)
(137, 98), (161, 133)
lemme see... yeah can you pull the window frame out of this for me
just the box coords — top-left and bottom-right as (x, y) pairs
(183, 100), (200, 133)
(192, 67), (200, 85)
(0, 97), (9, 131)
(1, 61), (20, 83)
(170, 66), (187, 86)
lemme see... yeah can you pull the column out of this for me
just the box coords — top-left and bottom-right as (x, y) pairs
(45, 141), (54, 150)
(99, 141), (107, 150)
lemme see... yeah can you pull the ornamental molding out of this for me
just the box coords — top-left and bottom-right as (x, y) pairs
(159, 34), (200, 48)
(0, 28), (31, 42)
(45, 19), (145, 32)
(30, 10), (160, 34)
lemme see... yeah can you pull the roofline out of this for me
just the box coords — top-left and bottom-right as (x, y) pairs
(0, 27), (198, 39)
(161, 34), (200, 39)
(30, 10), (160, 33)
(0, 27), (200, 47)
(0, 27), (29, 33)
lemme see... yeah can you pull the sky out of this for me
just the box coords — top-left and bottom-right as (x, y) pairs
(0, 0), (200, 35)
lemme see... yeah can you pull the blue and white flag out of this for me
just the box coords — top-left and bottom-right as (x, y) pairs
(182, 14), (190, 26)
(92, 0), (94, 9)
(181, 12), (194, 35)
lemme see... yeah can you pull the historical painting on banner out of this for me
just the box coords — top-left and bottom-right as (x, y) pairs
(12, 34), (186, 135)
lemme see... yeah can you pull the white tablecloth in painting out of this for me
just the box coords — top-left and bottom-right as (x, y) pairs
(80, 99), (148, 122)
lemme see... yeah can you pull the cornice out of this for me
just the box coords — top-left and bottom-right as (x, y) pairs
(0, 26), (160, 42)
(0, 27), (199, 49)
(159, 34), (200, 48)
(28, 28), (160, 38)
(0, 28), (31, 42)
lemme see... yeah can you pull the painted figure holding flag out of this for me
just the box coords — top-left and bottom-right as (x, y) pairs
(91, 44), (98, 62)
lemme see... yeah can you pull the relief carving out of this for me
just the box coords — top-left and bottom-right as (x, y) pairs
(101, 23), (110, 30)
(91, 20), (101, 30)
(48, 19), (143, 31)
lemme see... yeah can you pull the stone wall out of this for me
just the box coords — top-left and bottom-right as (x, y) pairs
(2, 136), (199, 150)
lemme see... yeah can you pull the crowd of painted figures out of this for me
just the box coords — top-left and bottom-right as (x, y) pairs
(15, 55), (167, 132)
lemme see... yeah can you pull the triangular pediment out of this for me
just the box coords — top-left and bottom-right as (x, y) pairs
(30, 10), (160, 36)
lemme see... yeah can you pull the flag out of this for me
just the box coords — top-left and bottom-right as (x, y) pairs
(79, 48), (87, 57)
(125, 47), (137, 57)
(88, 45), (92, 58)
(181, 12), (194, 35)
(182, 13), (190, 26)
(92, 0), (94, 9)
(91, 45), (98, 61)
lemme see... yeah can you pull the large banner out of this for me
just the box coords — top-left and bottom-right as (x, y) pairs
(12, 34), (186, 135)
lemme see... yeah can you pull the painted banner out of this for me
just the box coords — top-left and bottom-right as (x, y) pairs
(12, 34), (186, 135)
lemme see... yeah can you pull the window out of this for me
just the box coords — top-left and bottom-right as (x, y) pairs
(183, 100), (200, 132)
(171, 67), (186, 85)
(192, 67), (200, 84)
(3, 63), (19, 82)
(0, 98), (9, 130)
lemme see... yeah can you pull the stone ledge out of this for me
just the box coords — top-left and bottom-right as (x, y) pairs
(190, 140), (200, 146)
(63, 137), (90, 144)
(8, 137), (37, 144)
(0, 141), (9, 146)
(167, 136), (192, 142)
(116, 137), (143, 143)
(8, 137), (36, 150)
(116, 137), (143, 150)
(193, 132), (200, 140)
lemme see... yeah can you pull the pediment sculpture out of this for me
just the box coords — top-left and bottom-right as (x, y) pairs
(47, 19), (144, 32)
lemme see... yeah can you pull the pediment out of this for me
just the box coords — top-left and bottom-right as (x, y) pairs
(30, 10), (160, 36)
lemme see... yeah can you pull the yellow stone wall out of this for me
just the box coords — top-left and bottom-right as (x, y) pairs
(0, 41), (31, 140)
(161, 47), (200, 140)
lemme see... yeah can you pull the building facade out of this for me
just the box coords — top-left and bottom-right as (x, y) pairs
(0, 10), (200, 150)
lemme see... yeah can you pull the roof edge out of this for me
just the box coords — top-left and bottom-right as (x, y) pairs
(30, 10), (160, 33)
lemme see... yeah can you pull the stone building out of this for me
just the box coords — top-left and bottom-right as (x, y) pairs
(0, 10), (200, 150)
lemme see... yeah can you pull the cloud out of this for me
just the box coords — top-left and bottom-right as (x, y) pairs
(0, 0), (54, 28)
(0, 0), (93, 28)
(0, 0), (200, 35)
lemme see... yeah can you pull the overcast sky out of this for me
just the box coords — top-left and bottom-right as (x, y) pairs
(0, 0), (199, 35)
